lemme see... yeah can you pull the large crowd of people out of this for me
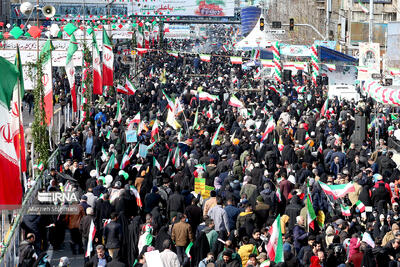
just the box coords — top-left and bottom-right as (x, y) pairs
(16, 34), (400, 267)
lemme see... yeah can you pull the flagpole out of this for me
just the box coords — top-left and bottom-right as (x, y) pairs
(16, 45), (24, 194)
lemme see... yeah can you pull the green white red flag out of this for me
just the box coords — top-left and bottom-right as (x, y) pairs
(307, 194), (317, 230)
(40, 40), (54, 125)
(199, 54), (211, 62)
(125, 77), (137, 95)
(153, 157), (162, 171)
(356, 200), (365, 212)
(0, 56), (23, 206)
(102, 29), (114, 86)
(115, 99), (122, 123)
(228, 94), (244, 108)
(85, 220), (96, 257)
(261, 117), (275, 142)
(65, 34), (78, 112)
(266, 215), (284, 263)
(151, 119), (159, 142)
(320, 98), (329, 117)
(341, 204), (351, 216)
(318, 181), (355, 200)
(92, 30), (102, 95)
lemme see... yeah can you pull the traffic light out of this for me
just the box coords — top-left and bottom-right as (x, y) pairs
(260, 18), (264, 31)
(289, 18), (294, 31)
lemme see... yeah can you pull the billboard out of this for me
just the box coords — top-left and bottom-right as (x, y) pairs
(387, 21), (400, 69)
(358, 42), (380, 80)
(350, 22), (387, 45)
(128, 0), (235, 17)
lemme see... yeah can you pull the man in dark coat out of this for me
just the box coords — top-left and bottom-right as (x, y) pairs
(103, 212), (122, 259)
(293, 216), (308, 254)
(285, 195), (303, 231)
(85, 245), (112, 267)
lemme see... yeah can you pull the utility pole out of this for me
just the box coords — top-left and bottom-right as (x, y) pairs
(369, 0), (374, 43)
(326, 0), (331, 40)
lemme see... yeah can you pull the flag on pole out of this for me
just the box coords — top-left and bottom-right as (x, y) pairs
(172, 146), (180, 168)
(0, 57), (23, 206)
(167, 51), (179, 58)
(228, 94), (244, 108)
(85, 220), (96, 257)
(151, 119), (159, 142)
(325, 64), (336, 71)
(115, 99), (122, 123)
(230, 56), (242, 64)
(266, 215), (284, 263)
(320, 98), (329, 117)
(40, 40), (54, 125)
(92, 30), (102, 95)
(206, 106), (213, 119)
(307, 194), (317, 230)
(355, 200), (365, 212)
(318, 181), (355, 200)
(121, 146), (134, 170)
(198, 92), (219, 102)
(162, 89), (174, 111)
(102, 29), (114, 86)
(185, 242), (194, 258)
(341, 204), (351, 216)
(11, 46), (27, 173)
(153, 157), (162, 171)
(261, 117), (276, 142)
(199, 54), (211, 62)
(357, 0), (369, 13)
(130, 185), (143, 207)
(65, 34), (78, 112)
(116, 84), (129, 95)
(125, 77), (137, 95)
(104, 153), (116, 174)
(278, 136), (284, 151)
(211, 123), (223, 146)
(251, 49), (260, 60)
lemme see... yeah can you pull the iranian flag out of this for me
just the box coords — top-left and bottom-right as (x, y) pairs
(116, 84), (130, 95)
(104, 153), (117, 174)
(199, 54), (211, 62)
(222, 45), (228, 52)
(10, 46), (27, 173)
(153, 157), (162, 171)
(230, 57), (242, 65)
(198, 92), (219, 102)
(115, 99), (122, 123)
(356, 200), (365, 212)
(206, 106), (213, 119)
(172, 146), (180, 168)
(228, 94), (244, 108)
(318, 181), (355, 200)
(185, 242), (194, 258)
(167, 51), (179, 58)
(0, 57), (23, 206)
(125, 77), (137, 95)
(266, 215), (284, 263)
(65, 34), (78, 112)
(136, 28), (144, 48)
(162, 89), (174, 111)
(357, 0), (369, 13)
(92, 31), (102, 95)
(151, 119), (159, 142)
(390, 68), (400, 76)
(320, 98), (329, 117)
(318, 142), (323, 154)
(85, 220), (96, 257)
(130, 185), (143, 207)
(307, 194), (317, 230)
(296, 86), (306, 93)
(325, 64), (336, 71)
(261, 117), (276, 142)
(211, 123), (223, 146)
(341, 204), (351, 216)
(40, 40), (54, 125)
(102, 29), (114, 86)
(121, 146), (134, 170)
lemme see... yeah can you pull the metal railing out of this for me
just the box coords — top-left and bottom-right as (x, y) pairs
(0, 115), (83, 266)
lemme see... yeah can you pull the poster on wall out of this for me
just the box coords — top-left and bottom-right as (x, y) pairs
(358, 42), (380, 80)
